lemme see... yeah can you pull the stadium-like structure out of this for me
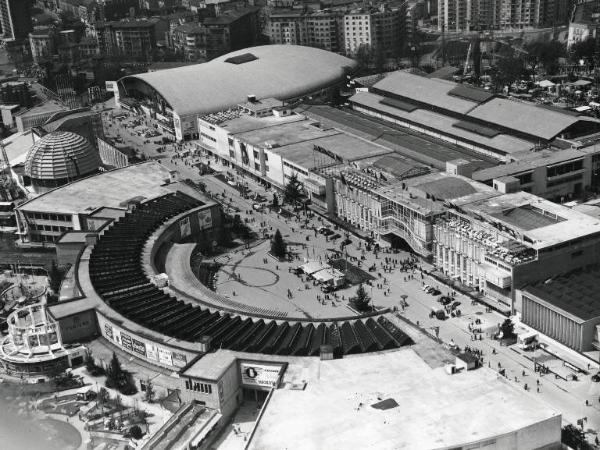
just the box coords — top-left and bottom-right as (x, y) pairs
(87, 192), (412, 358)
(117, 45), (357, 140)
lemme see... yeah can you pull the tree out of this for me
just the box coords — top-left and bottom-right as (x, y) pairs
(98, 387), (109, 404)
(105, 352), (124, 389)
(129, 425), (144, 440)
(48, 260), (62, 293)
(144, 378), (155, 403)
(216, 224), (233, 247)
(526, 40), (564, 75)
(283, 173), (303, 207)
(570, 37), (596, 63)
(272, 193), (279, 209)
(271, 229), (287, 258)
(491, 56), (527, 92)
(350, 284), (371, 312)
(499, 318), (516, 340)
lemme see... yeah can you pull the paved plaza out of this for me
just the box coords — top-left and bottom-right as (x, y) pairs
(103, 105), (600, 439)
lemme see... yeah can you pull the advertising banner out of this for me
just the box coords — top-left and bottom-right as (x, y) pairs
(171, 352), (188, 367)
(158, 347), (172, 366)
(240, 362), (283, 388)
(180, 216), (191, 238)
(131, 337), (147, 357)
(120, 332), (133, 351)
(104, 323), (113, 340)
(146, 343), (159, 362)
(198, 209), (213, 230)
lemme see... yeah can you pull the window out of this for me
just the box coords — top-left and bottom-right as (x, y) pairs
(185, 379), (213, 394)
(254, 162), (260, 171)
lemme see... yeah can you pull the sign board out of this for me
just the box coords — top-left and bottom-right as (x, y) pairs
(240, 362), (283, 388)
(105, 81), (116, 92)
(132, 337), (147, 357)
(104, 323), (113, 340)
(158, 347), (173, 366)
(179, 216), (191, 238)
(198, 209), (212, 230)
(146, 343), (159, 362)
(120, 332), (133, 351)
(172, 352), (188, 367)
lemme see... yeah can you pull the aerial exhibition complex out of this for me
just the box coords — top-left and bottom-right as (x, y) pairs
(1, 5), (600, 444)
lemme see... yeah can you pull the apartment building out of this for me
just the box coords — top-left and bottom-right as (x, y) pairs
(438, 0), (570, 32)
(0, 0), (33, 40)
(344, 4), (405, 57)
(268, 10), (342, 52)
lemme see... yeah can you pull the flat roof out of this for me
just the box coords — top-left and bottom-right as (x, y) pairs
(250, 349), (560, 449)
(463, 191), (600, 248)
(233, 118), (339, 147)
(17, 162), (207, 215)
(203, 110), (304, 134)
(472, 148), (586, 181)
(3, 130), (37, 163)
(525, 265), (600, 321)
(123, 45), (357, 117)
(272, 133), (392, 169)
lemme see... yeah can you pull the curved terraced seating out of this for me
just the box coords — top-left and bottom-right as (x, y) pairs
(88, 192), (413, 356)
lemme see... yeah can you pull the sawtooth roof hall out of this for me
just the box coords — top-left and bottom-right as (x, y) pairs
(350, 71), (600, 161)
(118, 45), (357, 140)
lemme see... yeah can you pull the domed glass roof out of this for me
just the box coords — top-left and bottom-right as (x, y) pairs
(25, 131), (101, 181)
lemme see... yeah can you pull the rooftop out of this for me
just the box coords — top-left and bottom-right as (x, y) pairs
(462, 191), (600, 249)
(122, 45), (357, 117)
(467, 97), (598, 141)
(204, 6), (260, 25)
(250, 349), (560, 449)
(525, 265), (600, 321)
(372, 71), (484, 115)
(471, 148), (586, 182)
(17, 162), (207, 215)
(233, 118), (338, 148)
(271, 132), (393, 169)
(350, 91), (534, 156)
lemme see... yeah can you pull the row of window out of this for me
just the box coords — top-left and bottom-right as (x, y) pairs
(29, 223), (71, 233)
(185, 379), (213, 394)
(27, 212), (71, 222)
(546, 159), (583, 178)
(283, 161), (308, 176)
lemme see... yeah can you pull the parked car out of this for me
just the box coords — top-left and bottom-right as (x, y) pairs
(429, 288), (441, 296)
(592, 372), (600, 382)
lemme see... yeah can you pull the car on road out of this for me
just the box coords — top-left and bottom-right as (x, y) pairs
(592, 372), (600, 382)
(451, 301), (461, 310)
(428, 288), (441, 296)
(330, 233), (341, 241)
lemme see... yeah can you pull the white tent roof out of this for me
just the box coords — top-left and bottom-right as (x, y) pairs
(300, 260), (329, 275)
(538, 80), (555, 88)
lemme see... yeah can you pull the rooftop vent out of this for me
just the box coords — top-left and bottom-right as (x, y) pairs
(225, 53), (258, 65)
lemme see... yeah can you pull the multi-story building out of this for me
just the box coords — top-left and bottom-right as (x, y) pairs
(29, 27), (57, 64)
(0, 0), (33, 40)
(267, 9), (307, 46)
(438, 0), (571, 32)
(343, 4), (406, 57)
(98, 18), (168, 59)
(203, 6), (260, 60)
(268, 9), (343, 53)
(171, 22), (206, 61)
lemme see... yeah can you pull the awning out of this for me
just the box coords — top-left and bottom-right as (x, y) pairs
(570, 79), (592, 87)
(537, 80), (555, 88)
(574, 105), (591, 112)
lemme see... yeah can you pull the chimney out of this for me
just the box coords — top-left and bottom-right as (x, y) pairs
(247, 94), (257, 103)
